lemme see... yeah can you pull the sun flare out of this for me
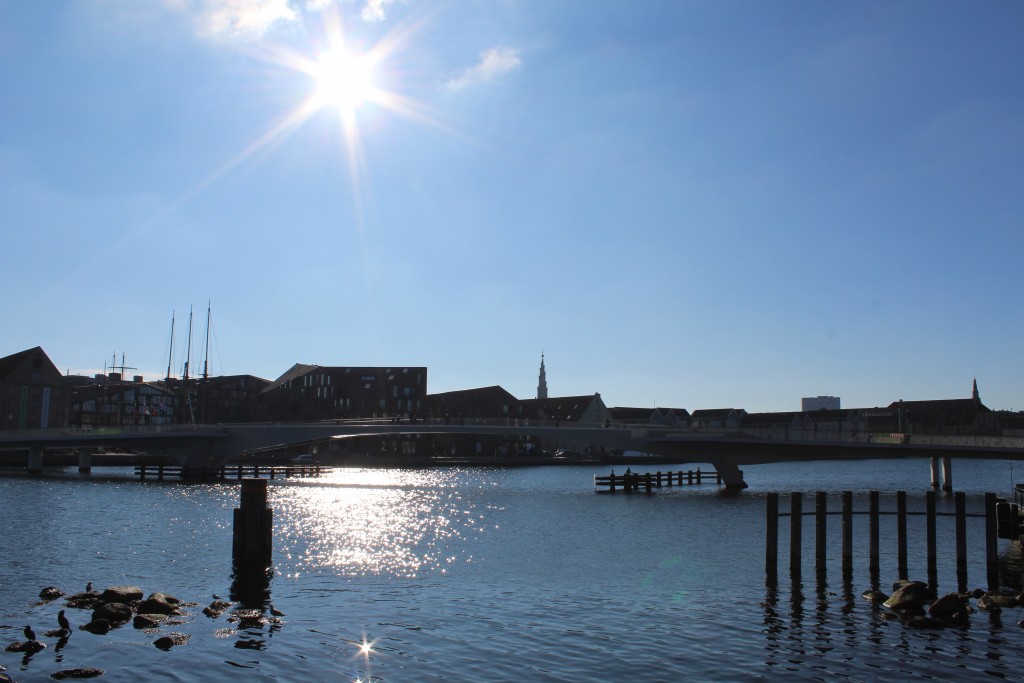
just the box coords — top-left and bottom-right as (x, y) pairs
(310, 47), (378, 114)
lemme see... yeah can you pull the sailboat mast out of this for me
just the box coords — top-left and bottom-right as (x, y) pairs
(184, 306), (193, 382)
(166, 311), (175, 384)
(202, 301), (211, 380)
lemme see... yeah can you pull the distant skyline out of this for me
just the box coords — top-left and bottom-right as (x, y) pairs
(3, 1), (1023, 412)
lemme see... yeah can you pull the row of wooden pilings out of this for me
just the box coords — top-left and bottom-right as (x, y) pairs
(595, 469), (721, 492)
(136, 464), (324, 481)
(766, 491), (1002, 589)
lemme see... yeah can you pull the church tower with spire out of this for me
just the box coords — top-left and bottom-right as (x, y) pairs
(972, 378), (980, 404)
(537, 352), (548, 400)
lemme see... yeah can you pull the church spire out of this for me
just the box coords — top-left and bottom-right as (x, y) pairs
(537, 352), (548, 400)
(972, 378), (979, 403)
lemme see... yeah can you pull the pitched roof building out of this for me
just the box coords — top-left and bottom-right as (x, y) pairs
(0, 347), (69, 430)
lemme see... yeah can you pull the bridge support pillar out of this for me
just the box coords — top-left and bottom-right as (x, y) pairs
(941, 456), (953, 492)
(77, 447), (92, 473)
(929, 457), (940, 489)
(27, 447), (43, 474)
(713, 461), (748, 489)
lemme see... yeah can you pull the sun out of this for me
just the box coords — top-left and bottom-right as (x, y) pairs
(310, 47), (378, 115)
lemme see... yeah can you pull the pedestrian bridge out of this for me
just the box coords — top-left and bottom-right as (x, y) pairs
(2, 419), (1024, 489)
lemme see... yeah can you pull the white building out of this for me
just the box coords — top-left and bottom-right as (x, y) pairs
(802, 395), (840, 411)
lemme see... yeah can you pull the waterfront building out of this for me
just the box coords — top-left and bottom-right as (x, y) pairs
(608, 406), (691, 427)
(690, 408), (747, 429)
(425, 385), (519, 421)
(0, 347), (69, 430)
(69, 375), (178, 428)
(802, 395), (840, 411)
(158, 374), (271, 424)
(255, 364), (428, 422)
(518, 392), (611, 425)
(883, 380), (998, 435)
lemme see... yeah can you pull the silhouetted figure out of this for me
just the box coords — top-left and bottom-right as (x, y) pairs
(57, 610), (70, 631)
(23, 625), (35, 641)
(86, 582), (93, 592)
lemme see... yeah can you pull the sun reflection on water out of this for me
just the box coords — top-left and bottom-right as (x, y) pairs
(271, 468), (493, 577)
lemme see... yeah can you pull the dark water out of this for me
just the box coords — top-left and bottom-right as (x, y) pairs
(1, 459), (1023, 682)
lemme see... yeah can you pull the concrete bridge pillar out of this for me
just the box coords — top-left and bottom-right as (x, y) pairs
(941, 455), (953, 492)
(27, 447), (43, 474)
(930, 457), (940, 489)
(78, 447), (92, 473)
(713, 461), (748, 489)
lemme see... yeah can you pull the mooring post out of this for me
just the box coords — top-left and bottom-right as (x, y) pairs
(27, 446), (43, 474)
(897, 491), (908, 580)
(233, 478), (273, 565)
(644, 473), (652, 493)
(687, 470), (693, 485)
(77, 447), (92, 473)
(815, 492), (827, 574)
(929, 457), (940, 489)
(869, 491), (880, 575)
(766, 492), (779, 575)
(841, 491), (853, 574)
(926, 490), (937, 579)
(985, 492), (998, 590)
(790, 492), (802, 574)
(955, 491), (967, 581)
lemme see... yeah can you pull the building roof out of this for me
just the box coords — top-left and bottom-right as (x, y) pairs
(0, 347), (42, 380)
(519, 395), (603, 421)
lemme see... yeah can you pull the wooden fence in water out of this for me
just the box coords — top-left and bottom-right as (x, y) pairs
(135, 464), (325, 481)
(765, 490), (1005, 588)
(595, 468), (722, 493)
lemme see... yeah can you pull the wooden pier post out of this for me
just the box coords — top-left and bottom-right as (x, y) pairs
(766, 492), (779, 575)
(790, 492), (802, 574)
(869, 491), (880, 574)
(926, 490), (937, 579)
(815, 492), (827, 574)
(955, 491), (967, 580)
(841, 491), (853, 574)
(985, 492), (998, 589)
(896, 491), (908, 580)
(233, 478), (273, 565)
(687, 470), (693, 485)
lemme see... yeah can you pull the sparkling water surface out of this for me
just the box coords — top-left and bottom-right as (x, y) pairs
(1, 459), (1023, 681)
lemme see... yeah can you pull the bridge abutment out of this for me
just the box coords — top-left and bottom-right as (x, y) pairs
(27, 447), (43, 474)
(78, 447), (92, 473)
(713, 461), (748, 489)
(941, 455), (953, 492)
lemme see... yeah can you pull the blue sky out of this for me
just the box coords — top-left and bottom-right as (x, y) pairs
(2, 0), (1022, 412)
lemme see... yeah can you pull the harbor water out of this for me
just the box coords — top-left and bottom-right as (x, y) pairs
(1, 459), (1023, 681)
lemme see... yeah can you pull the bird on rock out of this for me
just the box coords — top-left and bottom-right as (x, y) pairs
(86, 582), (93, 592)
(57, 610), (71, 631)
(24, 625), (36, 641)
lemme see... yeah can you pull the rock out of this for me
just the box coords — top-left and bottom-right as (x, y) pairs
(99, 586), (143, 605)
(51, 668), (105, 679)
(39, 586), (65, 601)
(884, 581), (931, 612)
(892, 579), (915, 592)
(80, 619), (112, 635)
(137, 595), (180, 616)
(93, 603), (132, 626)
(5, 640), (46, 653)
(971, 588), (986, 599)
(861, 590), (888, 604)
(980, 592), (1019, 609)
(43, 628), (72, 639)
(134, 614), (168, 629)
(153, 633), (190, 650)
(230, 609), (265, 629)
(65, 592), (103, 610)
(929, 593), (970, 620)
(203, 601), (231, 619)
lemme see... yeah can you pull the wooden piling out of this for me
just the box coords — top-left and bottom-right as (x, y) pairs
(926, 490), (937, 578)
(790, 492), (802, 574)
(955, 491), (967, 579)
(815, 492), (827, 573)
(842, 491), (853, 574)
(985, 492), (998, 589)
(869, 491), (880, 574)
(232, 478), (273, 565)
(766, 492), (778, 574)
(897, 491), (908, 580)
